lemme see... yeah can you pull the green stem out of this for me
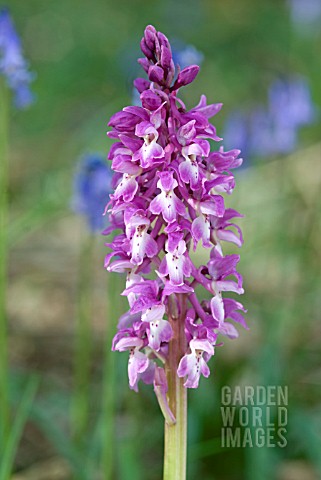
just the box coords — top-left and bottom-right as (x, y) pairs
(0, 80), (10, 453)
(72, 233), (94, 445)
(163, 294), (187, 480)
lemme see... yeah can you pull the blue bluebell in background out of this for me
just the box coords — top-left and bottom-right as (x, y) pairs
(288, 0), (321, 33)
(224, 76), (316, 162)
(0, 8), (34, 109)
(172, 42), (204, 70)
(71, 154), (113, 233)
(268, 77), (315, 130)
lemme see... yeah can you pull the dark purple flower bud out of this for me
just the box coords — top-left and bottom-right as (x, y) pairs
(137, 57), (150, 74)
(148, 64), (164, 84)
(144, 24), (157, 50)
(157, 31), (171, 51)
(140, 38), (154, 60)
(140, 90), (162, 110)
(160, 45), (172, 70)
(108, 110), (142, 132)
(133, 77), (150, 94)
(173, 65), (200, 90)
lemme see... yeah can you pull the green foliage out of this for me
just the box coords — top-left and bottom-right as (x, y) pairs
(1, 377), (38, 480)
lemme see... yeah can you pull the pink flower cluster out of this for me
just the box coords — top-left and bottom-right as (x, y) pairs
(104, 25), (247, 391)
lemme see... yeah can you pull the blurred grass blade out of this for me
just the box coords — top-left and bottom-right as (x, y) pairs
(0, 78), (10, 454)
(189, 437), (222, 460)
(0, 376), (39, 480)
(101, 273), (120, 479)
(30, 403), (89, 480)
(291, 408), (321, 474)
(71, 234), (94, 445)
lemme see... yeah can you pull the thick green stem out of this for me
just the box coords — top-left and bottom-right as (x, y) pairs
(0, 80), (9, 453)
(163, 294), (187, 480)
(72, 233), (94, 444)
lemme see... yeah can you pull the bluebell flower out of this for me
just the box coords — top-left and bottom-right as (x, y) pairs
(249, 107), (297, 156)
(288, 0), (321, 31)
(72, 154), (113, 233)
(223, 111), (249, 159)
(131, 86), (141, 106)
(0, 8), (34, 109)
(172, 43), (204, 70)
(223, 76), (316, 161)
(268, 77), (315, 129)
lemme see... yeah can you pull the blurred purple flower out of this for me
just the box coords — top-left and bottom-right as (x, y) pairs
(288, 0), (321, 30)
(249, 106), (297, 156)
(268, 77), (315, 129)
(72, 154), (113, 233)
(222, 111), (249, 157)
(172, 43), (204, 70)
(0, 8), (34, 108)
(224, 76), (316, 160)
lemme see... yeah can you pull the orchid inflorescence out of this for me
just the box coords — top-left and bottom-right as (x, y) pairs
(104, 25), (247, 398)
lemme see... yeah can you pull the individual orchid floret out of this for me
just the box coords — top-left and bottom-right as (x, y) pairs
(148, 316), (172, 351)
(124, 280), (173, 351)
(133, 121), (165, 168)
(191, 213), (211, 249)
(190, 197), (225, 250)
(104, 25), (246, 402)
(177, 338), (212, 388)
(125, 211), (158, 265)
(179, 144), (205, 190)
(150, 171), (186, 223)
(177, 318), (217, 389)
(208, 247), (244, 295)
(112, 327), (155, 391)
(158, 233), (192, 286)
(211, 208), (244, 250)
(113, 173), (139, 203)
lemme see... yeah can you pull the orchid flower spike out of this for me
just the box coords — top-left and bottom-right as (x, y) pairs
(104, 25), (247, 405)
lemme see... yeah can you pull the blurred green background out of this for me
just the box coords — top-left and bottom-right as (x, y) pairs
(2, 0), (321, 479)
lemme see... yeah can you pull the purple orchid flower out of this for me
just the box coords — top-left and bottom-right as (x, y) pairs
(150, 171), (186, 223)
(177, 315), (217, 388)
(113, 330), (155, 391)
(104, 25), (246, 394)
(158, 233), (192, 286)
